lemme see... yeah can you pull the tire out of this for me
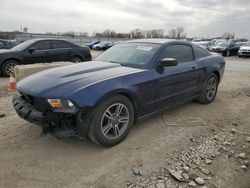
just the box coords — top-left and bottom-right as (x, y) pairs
(226, 50), (231, 57)
(71, 56), (83, 63)
(197, 73), (218, 104)
(88, 95), (134, 147)
(1, 60), (19, 77)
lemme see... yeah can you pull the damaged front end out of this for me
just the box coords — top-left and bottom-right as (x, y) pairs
(12, 91), (92, 140)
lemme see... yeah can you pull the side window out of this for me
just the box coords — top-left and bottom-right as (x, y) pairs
(32, 41), (51, 50)
(52, 41), (70, 49)
(0, 41), (4, 47)
(194, 46), (210, 59)
(161, 45), (194, 63)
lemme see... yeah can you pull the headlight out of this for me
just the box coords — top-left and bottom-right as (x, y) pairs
(47, 99), (77, 113)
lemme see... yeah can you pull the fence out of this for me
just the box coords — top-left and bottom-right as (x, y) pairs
(16, 33), (131, 45)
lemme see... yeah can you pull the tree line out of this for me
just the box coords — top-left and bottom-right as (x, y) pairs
(57, 27), (187, 39)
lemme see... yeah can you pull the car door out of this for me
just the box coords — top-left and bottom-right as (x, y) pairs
(23, 41), (52, 64)
(49, 41), (71, 62)
(153, 44), (202, 110)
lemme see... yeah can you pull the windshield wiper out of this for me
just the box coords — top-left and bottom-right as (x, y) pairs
(119, 63), (129, 67)
(108, 61), (128, 67)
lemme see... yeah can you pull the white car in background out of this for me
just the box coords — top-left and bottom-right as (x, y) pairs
(238, 42), (250, 57)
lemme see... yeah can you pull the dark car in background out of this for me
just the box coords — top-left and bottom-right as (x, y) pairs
(86, 41), (100, 49)
(13, 39), (225, 146)
(0, 39), (92, 76)
(0, 39), (16, 49)
(210, 41), (239, 56)
(92, 41), (113, 50)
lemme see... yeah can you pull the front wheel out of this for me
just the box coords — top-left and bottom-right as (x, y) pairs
(88, 95), (134, 147)
(71, 56), (83, 63)
(197, 73), (218, 104)
(2, 60), (19, 77)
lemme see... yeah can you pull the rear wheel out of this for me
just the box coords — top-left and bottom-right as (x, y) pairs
(71, 56), (83, 63)
(2, 60), (19, 77)
(197, 73), (218, 104)
(88, 95), (134, 147)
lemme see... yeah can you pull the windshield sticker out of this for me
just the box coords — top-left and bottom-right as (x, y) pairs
(136, 46), (153, 51)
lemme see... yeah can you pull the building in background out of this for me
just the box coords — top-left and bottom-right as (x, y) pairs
(23, 27), (28, 33)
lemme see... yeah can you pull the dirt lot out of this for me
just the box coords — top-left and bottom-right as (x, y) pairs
(0, 56), (250, 188)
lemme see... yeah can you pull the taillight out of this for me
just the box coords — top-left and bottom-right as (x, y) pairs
(88, 47), (92, 60)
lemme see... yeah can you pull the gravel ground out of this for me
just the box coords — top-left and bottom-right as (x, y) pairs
(0, 56), (250, 188)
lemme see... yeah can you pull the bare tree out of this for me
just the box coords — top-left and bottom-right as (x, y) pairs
(146, 29), (165, 38)
(168, 29), (177, 39)
(167, 27), (187, 39)
(101, 29), (116, 38)
(79, 32), (89, 37)
(221, 32), (235, 40)
(176, 27), (186, 39)
(130, 29), (143, 39)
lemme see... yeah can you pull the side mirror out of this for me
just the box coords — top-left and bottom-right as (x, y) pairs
(29, 48), (35, 54)
(158, 58), (178, 67)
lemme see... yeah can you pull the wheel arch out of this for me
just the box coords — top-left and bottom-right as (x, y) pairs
(212, 70), (220, 83)
(94, 89), (138, 121)
(3, 58), (20, 64)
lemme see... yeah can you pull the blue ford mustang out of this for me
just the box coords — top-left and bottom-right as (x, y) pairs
(13, 39), (225, 146)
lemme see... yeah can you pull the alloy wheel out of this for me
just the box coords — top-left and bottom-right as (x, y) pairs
(206, 77), (217, 101)
(101, 103), (129, 139)
(5, 62), (17, 75)
(72, 57), (82, 63)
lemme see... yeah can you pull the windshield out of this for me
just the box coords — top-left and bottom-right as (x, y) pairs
(198, 43), (208, 47)
(11, 40), (35, 51)
(99, 41), (108, 45)
(217, 42), (228, 47)
(244, 42), (250, 46)
(95, 43), (161, 68)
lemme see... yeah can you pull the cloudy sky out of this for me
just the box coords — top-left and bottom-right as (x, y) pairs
(0, 0), (250, 38)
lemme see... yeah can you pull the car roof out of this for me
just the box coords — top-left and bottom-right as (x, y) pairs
(121, 38), (191, 45)
(27, 38), (70, 42)
(0, 39), (11, 42)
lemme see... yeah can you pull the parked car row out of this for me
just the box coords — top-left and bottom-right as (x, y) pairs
(0, 39), (16, 49)
(193, 39), (249, 57)
(86, 41), (114, 50)
(0, 39), (92, 76)
(209, 40), (240, 56)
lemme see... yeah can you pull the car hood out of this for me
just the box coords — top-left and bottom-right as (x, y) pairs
(240, 46), (250, 50)
(17, 61), (143, 98)
(0, 49), (12, 55)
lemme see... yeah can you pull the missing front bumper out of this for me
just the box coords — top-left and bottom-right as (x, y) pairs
(12, 92), (92, 140)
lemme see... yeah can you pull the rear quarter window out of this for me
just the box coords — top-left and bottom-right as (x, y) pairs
(52, 41), (70, 49)
(194, 46), (210, 59)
